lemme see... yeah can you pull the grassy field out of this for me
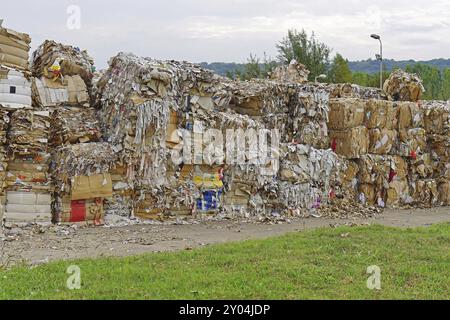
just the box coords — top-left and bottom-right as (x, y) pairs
(0, 223), (449, 300)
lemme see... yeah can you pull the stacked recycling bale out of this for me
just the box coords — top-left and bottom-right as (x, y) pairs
(5, 109), (52, 222)
(412, 100), (449, 206)
(0, 24), (52, 223)
(31, 40), (105, 224)
(51, 143), (116, 224)
(383, 69), (424, 102)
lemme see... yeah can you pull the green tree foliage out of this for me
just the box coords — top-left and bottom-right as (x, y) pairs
(405, 64), (447, 100)
(276, 29), (331, 81)
(328, 53), (352, 83)
(352, 70), (391, 88)
(442, 69), (450, 100)
(228, 53), (277, 81)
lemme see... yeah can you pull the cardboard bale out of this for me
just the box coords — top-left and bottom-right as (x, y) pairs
(31, 40), (95, 88)
(270, 60), (309, 83)
(409, 153), (434, 179)
(397, 128), (428, 157)
(0, 25), (31, 72)
(397, 101), (423, 129)
(386, 179), (410, 207)
(369, 128), (397, 154)
(421, 101), (449, 135)
(33, 75), (89, 107)
(4, 190), (51, 223)
(410, 179), (439, 206)
(0, 67), (32, 109)
(358, 183), (376, 205)
(365, 99), (397, 129)
(328, 98), (365, 130)
(329, 126), (369, 159)
(50, 107), (101, 146)
(438, 180), (450, 205)
(329, 83), (384, 100)
(383, 70), (424, 102)
(57, 196), (104, 225)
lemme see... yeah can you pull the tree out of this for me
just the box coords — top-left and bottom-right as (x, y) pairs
(276, 29), (331, 81)
(328, 53), (352, 83)
(441, 68), (450, 100)
(229, 53), (277, 81)
(405, 64), (442, 100)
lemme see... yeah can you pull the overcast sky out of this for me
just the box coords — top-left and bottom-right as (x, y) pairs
(2, 0), (449, 68)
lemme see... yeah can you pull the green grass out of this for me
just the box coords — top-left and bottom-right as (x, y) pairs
(0, 223), (449, 300)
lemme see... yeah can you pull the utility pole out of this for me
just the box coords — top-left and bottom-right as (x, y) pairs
(371, 34), (383, 90)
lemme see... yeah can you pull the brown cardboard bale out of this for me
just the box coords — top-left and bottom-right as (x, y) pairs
(339, 160), (359, 196)
(329, 126), (369, 159)
(357, 155), (389, 185)
(328, 98), (365, 129)
(411, 179), (439, 206)
(409, 153), (434, 179)
(386, 179), (410, 207)
(358, 183), (376, 205)
(438, 180), (450, 205)
(0, 26), (31, 71)
(392, 156), (408, 180)
(365, 99), (397, 129)
(423, 103), (449, 135)
(397, 101), (424, 129)
(369, 128), (397, 154)
(428, 134), (450, 160)
(383, 70), (424, 102)
(71, 174), (113, 200)
(397, 128), (428, 157)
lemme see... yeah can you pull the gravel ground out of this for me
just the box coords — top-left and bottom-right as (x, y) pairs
(0, 207), (448, 267)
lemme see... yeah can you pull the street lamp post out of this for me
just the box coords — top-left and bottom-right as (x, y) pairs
(370, 34), (383, 90)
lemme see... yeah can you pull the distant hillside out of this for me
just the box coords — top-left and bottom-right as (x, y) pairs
(348, 59), (450, 74)
(200, 59), (450, 76)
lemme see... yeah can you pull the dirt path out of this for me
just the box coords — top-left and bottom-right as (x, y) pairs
(1, 207), (449, 266)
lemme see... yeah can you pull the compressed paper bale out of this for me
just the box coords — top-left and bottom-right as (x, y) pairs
(358, 183), (376, 205)
(409, 153), (434, 179)
(438, 180), (450, 205)
(386, 179), (410, 207)
(270, 60), (309, 83)
(357, 155), (390, 187)
(369, 128), (397, 154)
(330, 83), (384, 100)
(328, 98), (365, 129)
(391, 156), (408, 180)
(0, 26), (31, 71)
(410, 179), (439, 206)
(428, 134), (450, 160)
(339, 159), (359, 189)
(397, 128), (428, 157)
(397, 101), (424, 129)
(422, 102), (449, 135)
(329, 126), (369, 159)
(292, 120), (329, 149)
(383, 69), (424, 102)
(365, 99), (397, 129)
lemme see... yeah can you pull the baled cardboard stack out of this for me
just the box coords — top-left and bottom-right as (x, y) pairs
(5, 109), (52, 222)
(383, 69), (425, 102)
(52, 143), (115, 224)
(0, 24), (32, 110)
(30, 40), (106, 224)
(328, 98), (369, 159)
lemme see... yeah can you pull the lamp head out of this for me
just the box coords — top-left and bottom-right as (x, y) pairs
(371, 34), (381, 40)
